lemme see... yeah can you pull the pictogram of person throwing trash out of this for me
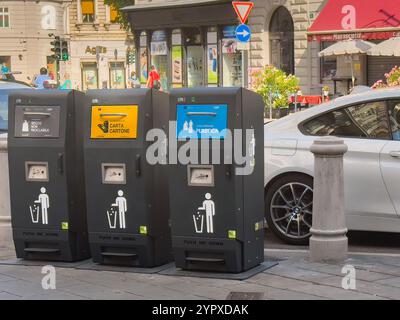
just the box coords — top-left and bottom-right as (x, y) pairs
(110, 190), (127, 229)
(33, 187), (49, 225)
(196, 193), (216, 234)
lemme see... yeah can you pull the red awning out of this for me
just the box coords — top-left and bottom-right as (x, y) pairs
(308, 0), (400, 41)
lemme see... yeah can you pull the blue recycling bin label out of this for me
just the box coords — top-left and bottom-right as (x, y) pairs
(176, 104), (228, 140)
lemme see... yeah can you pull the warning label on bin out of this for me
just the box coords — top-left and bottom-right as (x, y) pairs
(91, 105), (138, 139)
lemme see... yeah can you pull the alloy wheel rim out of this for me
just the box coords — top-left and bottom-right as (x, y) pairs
(270, 182), (313, 240)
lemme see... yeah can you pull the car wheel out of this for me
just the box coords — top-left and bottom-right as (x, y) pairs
(265, 174), (313, 245)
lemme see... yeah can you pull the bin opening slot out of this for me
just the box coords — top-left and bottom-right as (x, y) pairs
(99, 113), (128, 118)
(25, 162), (49, 182)
(186, 112), (217, 117)
(187, 165), (214, 187)
(24, 112), (51, 119)
(102, 163), (126, 184)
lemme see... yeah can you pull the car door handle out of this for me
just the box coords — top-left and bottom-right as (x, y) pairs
(389, 151), (400, 158)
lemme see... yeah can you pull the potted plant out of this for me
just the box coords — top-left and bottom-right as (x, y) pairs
(251, 65), (300, 119)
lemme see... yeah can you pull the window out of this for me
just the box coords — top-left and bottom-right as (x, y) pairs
(0, 7), (10, 28)
(388, 101), (400, 141)
(81, 0), (95, 23)
(110, 5), (118, 23)
(321, 41), (337, 80)
(109, 62), (126, 89)
(302, 101), (391, 140)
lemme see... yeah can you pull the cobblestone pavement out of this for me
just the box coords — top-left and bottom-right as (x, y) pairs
(1, 245), (400, 300)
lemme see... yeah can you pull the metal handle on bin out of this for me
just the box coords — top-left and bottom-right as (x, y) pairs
(186, 112), (217, 117)
(99, 113), (128, 117)
(135, 154), (141, 177)
(225, 164), (232, 179)
(57, 153), (64, 174)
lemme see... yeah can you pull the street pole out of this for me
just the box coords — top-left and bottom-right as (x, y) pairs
(310, 137), (348, 263)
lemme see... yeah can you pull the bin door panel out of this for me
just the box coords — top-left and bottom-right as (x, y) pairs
(85, 148), (147, 235)
(9, 147), (69, 230)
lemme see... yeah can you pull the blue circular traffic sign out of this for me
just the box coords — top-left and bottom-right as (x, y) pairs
(235, 24), (251, 43)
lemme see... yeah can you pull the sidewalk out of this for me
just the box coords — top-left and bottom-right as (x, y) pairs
(1, 246), (400, 300)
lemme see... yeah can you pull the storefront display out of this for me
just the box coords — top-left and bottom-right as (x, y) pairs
(82, 62), (98, 90)
(150, 30), (168, 91)
(187, 46), (204, 87)
(139, 47), (148, 84)
(222, 26), (243, 87)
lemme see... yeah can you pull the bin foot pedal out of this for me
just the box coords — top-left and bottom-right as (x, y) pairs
(24, 248), (60, 254)
(185, 257), (225, 263)
(101, 252), (138, 258)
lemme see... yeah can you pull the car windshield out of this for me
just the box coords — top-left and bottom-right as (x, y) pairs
(0, 92), (8, 132)
(0, 83), (33, 132)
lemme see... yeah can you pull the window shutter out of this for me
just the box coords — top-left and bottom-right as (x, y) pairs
(81, 0), (94, 15)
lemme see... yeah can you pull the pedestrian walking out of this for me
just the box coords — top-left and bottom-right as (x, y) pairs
(33, 67), (51, 89)
(129, 71), (141, 88)
(147, 65), (161, 90)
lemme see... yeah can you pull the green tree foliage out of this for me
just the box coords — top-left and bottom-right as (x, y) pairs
(104, 0), (134, 29)
(251, 65), (299, 115)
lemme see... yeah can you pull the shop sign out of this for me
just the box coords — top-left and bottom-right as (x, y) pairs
(86, 46), (107, 55)
(151, 41), (168, 56)
(172, 46), (183, 84)
(151, 30), (167, 42)
(222, 26), (236, 39)
(222, 39), (237, 54)
(207, 45), (218, 84)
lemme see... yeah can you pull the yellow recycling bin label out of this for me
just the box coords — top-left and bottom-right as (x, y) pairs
(91, 105), (138, 139)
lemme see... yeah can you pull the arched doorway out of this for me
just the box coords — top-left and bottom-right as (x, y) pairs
(269, 6), (295, 75)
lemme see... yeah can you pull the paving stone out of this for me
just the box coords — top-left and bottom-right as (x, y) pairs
(247, 273), (385, 300)
(0, 291), (21, 300)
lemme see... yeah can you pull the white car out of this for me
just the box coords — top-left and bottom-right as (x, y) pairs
(264, 87), (400, 244)
(0, 80), (33, 138)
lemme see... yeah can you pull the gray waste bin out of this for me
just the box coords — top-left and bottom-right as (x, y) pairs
(169, 87), (265, 273)
(84, 89), (171, 267)
(8, 90), (89, 261)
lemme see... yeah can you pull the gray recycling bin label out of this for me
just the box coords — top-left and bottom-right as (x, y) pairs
(14, 106), (60, 138)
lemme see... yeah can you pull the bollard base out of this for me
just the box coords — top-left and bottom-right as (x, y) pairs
(309, 234), (348, 263)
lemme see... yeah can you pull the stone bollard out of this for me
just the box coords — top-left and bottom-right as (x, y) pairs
(0, 138), (12, 248)
(309, 136), (348, 263)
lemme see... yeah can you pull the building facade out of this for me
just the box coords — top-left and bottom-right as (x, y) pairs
(0, 0), (70, 84)
(67, 0), (134, 90)
(123, 0), (326, 94)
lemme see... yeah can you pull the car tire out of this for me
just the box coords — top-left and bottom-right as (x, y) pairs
(265, 174), (314, 245)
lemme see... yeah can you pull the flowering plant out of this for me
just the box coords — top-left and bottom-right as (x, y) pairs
(251, 65), (299, 112)
(372, 66), (400, 89)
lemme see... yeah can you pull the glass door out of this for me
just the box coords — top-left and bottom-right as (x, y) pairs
(187, 46), (204, 87)
(184, 28), (204, 87)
